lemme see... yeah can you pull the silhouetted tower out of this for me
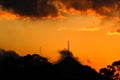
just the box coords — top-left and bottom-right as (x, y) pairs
(68, 40), (70, 51)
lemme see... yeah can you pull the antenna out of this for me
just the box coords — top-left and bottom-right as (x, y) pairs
(68, 40), (70, 51)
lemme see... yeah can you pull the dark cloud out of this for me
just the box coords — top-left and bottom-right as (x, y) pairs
(0, 0), (59, 18)
(1, 0), (120, 18)
(61, 0), (120, 17)
(92, 0), (120, 16)
(61, 0), (92, 11)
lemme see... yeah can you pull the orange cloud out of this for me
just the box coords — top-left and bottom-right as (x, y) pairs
(76, 27), (100, 31)
(107, 31), (120, 35)
(57, 27), (100, 32)
(0, 11), (18, 19)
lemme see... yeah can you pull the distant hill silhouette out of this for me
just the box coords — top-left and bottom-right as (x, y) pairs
(0, 48), (115, 80)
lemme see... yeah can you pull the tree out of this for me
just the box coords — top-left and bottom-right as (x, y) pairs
(99, 60), (120, 80)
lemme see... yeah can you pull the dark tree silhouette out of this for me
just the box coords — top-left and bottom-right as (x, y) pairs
(0, 49), (19, 60)
(0, 49), (107, 80)
(54, 50), (104, 80)
(99, 60), (120, 80)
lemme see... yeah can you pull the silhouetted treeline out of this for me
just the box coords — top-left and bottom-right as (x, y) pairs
(0, 49), (118, 80)
(99, 60), (120, 80)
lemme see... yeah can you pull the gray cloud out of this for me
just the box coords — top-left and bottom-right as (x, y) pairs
(1, 0), (120, 18)
(0, 0), (59, 18)
(61, 0), (120, 17)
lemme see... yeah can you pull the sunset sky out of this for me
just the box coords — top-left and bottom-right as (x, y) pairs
(0, 0), (120, 71)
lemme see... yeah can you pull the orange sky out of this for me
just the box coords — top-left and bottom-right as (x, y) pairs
(1, 11), (120, 72)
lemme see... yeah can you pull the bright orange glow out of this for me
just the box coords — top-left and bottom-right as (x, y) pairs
(0, 11), (120, 72)
(0, 11), (18, 19)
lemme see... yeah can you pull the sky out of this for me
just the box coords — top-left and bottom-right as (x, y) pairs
(0, 0), (120, 71)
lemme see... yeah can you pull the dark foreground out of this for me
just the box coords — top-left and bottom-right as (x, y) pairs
(0, 49), (119, 80)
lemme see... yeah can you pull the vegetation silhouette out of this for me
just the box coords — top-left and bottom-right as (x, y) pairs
(54, 50), (104, 80)
(0, 48), (119, 80)
(99, 60), (120, 80)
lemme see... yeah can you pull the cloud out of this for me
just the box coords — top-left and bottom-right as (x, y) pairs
(107, 27), (120, 35)
(107, 32), (120, 35)
(61, 0), (92, 12)
(0, 0), (120, 19)
(76, 27), (100, 31)
(57, 27), (100, 32)
(0, 11), (18, 19)
(0, 0), (59, 18)
(61, 0), (120, 17)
